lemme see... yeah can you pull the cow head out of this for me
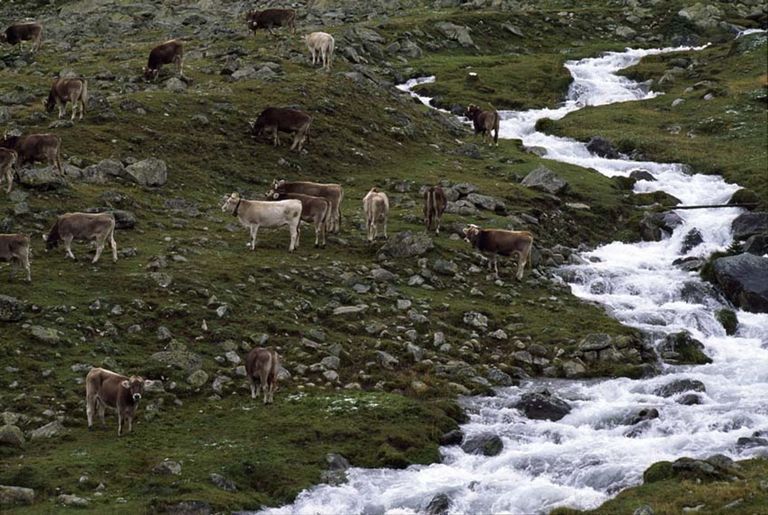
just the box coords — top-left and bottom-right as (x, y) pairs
(121, 375), (146, 402)
(463, 224), (481, 245)
(465, 104), (481, 121)
(0, 33), (6, 44)
(271, 179), (286, 193)
(42, 95), (56, 113)
(265, 189), (281, 200)
(221, 192), (240, 213)
(143, 66), (159, 81)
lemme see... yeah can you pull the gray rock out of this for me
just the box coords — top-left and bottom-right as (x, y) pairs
(462, 311), (488, 329)
(379, 231), (433, 258)
(376, 351), (399, 370)
(371, 268), (397, 282)
(151, 350), (203, 371)
(165, 78), (187, 92)
(187, 370), (209, 388)
(639, 211), (683, 241)
(521, 166), (568, 195)
(732, 212), (768, 241)
(212, 375), (232, 394)
(29, 326), (62, 344)
(82, 159), (125, 183)
(321, 453), (350, 485)
(633, 505), (654, 515)
(433, 259), (458, 275)
(332, 305), (368, 317)
(623, 408), (660, 426)
(655, 379), (706, 398)
(435, 22), (474, 47)
(29, 420), (68, 440)
(209, 473), (237, 492)
(743, 234), (768, 256)
(461, 433), (503, 456)
(0, 296), (24, 322)
(486, 367), (514, 386)
(678, 3), (723, 29)
(426, 493), (452, 515)
(321, 356), (340, 370)
(16, 167), (67, 189)
(153, 460), (182, 475)
(0, 425), (25, 448)
(658, 331), (712, 365)
(439, 429), (464, 446)
(0, 485), (35, 506)
(681, 229), (703, 254)
(712, 253), (768, 313)
(58, 494), (89, 507)
(124, 158), (167, 187)
(515, 390), (571, 421)
(466, 193), (506, 213)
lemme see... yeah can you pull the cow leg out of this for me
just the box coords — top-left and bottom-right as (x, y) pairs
(259, 369), (269, 404)
(493, 256), (500, 279)
(288, 222), (298, 252)
(516, 252), (527, 281)
(249, 376), (257, 399)
(2, 168), (10, 193)
(250, 225), (259, 250)
(117, 413), (123, 437)
(127, 415), (133, 434)
(64, 237), (76, 260)
(314, 221), (320, 248)
(383, 218), (388, 240)
(86, 395), (96, 430)
(22, 251), (31, 282)
(93, 235), (105, 263)
(110, 229), (118, 263)
(98, 400), (106, 427)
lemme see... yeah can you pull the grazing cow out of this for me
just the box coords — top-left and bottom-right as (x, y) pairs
(0, 22), (43, 52)
(85, 367), (146, 436)
(44, 212), (117, 263)
(466, 104), (500, 145)
(221, 192), (302, 252)
(0, 148), (18, 193)
(463, 224), (534, 280)
(363, 187), (389, 242)
(143, 39), (183, 81)
(250, 108), (312, 152)
(268, 179), (343, 233)
(0, 233), (31, 282)
(267, 191), (329, 248)
(423, 185), (447, 234)
(305, 32), (334, 71)
(0, 133), (63, 174)
(44, 78), (88, 121)
(245, 347), (279, 404)
(246, 9), (296, 35)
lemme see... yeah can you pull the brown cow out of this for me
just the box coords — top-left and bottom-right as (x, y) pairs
(85, 367), (146, 436)
(1, 22), (43, 52)
(463, 224), (533, 280)
(0, 148), (18, 193)
(246, 9), (296, 35)
(267, 191), (329, 248)
(0, 233), (31, 282)
(250, 108), (312, 152)
(363, 187), (389, 242)
(245, 347), (279, 404)
(423, 185), (447, 234)
(466, 104), (500, 145)
(143, 39), (183, 81)
(44, 212), (117, 263)
(44, 78), (88, 121)
(0, 133), (63, 174)
(268, 179), (343, 233)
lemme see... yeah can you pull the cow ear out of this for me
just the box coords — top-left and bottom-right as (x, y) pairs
(42, 234), (48, 241)
(121, 380), (130, 389)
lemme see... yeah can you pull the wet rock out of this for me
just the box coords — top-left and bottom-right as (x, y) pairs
(379, 231), (433, 258)
(521, 165), (568, 195)
(629, 169), (655, 182)
(712, 253), (768, 313)
(743, 234), (768, 256)
(124, 158), (167, 187)
(515, 390), (571, 421)
(728, 188), (760, 208)
(658, 331), (712, 365)
(486, 367), (514, 386)
(586, 136), (619, 158)
(623, 408), (660, 426)
(0, 425), (25, 448)
(677, 393), (703, 405)
(639, 211), (683, 241)
(439, 429), (463, 446)
(736, 436), (768, 449)
(0, 485), (35, 506)
(153, 460), (182, 475)
(680, 229), (703, 254)
(0, 295), (24, 322)
(655, 379), (706, 398)
(209, 473), (237, 492)
(321, 452), (350, 486)
(716, 309), (738, 335)
(732, 212), (768, 240)
(673, 256), (704, 272)
(461, 433), (503, 456)
(426, 493), (452, 515)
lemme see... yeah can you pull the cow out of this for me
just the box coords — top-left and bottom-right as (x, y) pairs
(268, 179), (343, 234)
(250, 108), (312, 152)
(463, 224), (534, 280)
(0, 133), (63, 174)
(267, 191), (329, 248)
(363, 187), (389, 242)
(44, 78), (88, 121)
(245, 347), (279, 404)
(143, 39), (183, 81)
(43, 212), (118, 263)
(0, 22), (43, 53)
(85, 367), (146, 436)
(0, 148), (18, 194)
(0, 233), (31, 282)
(246, 8), (296, 35)
(305, 32), (334, 71)
(221, 192), (302, 252)
(466, 104), (500, 145)
(423, 185), (447, 234)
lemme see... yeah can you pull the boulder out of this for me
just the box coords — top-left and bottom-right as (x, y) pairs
(123, 158), (167, 187)
(680, 228), (703, 254)
(654, 379), (706, 398)
(677, 4), (723, 29)
(29, 325), (62, 344)
(151, 350), (203, 371)
(0, 295), (24, 322)
(657, 331), (712, 365)
(715, 309), (738, 335)
(586, 136), (619, 158)
(515, 390), (571, 421)
(731, 212), (768, 241)
(466, 193), (506, 213)
(16, 166), (67, 189)
(426, 493), (452, 515)
(0, 485), (35, 506)
(639, 211), (683, 241)
(0, 425), (24, 448)
(622, 408), (659, 426)
(434, 22), (474, 47)
(461, 433), (503, 456)
(379, 231), (433, 258)
(712, 253), (768, 313)
(81, 159), (124, 183)
(29, 420), (68, 440)
(743, 234), (768, 256)
(321, 452), (350, 486)
(629, 169), (655, 182)
(728, 188), (760, 208)
(58, 494), (89, 507)
(521, 166), (568, 195)
(209, 473), (237, 492)
(439, 429), (463, 446)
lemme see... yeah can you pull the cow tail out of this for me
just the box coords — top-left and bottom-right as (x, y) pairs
(493, 112), (500, 144)
(527, 236), (534, 269)
(81, 79), (89, 115)
(46, 218), (61, 249)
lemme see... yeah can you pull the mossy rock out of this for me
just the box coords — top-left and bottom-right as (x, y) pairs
(716, 308), (738, 335)
(643, 461), (674, 483)
(633, 191), (682, 207)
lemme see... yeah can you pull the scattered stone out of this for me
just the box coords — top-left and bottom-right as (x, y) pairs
(434, 22), (474, 47)
(0, 485), (34, 506)
(29, 420), (68, 440)
(379, 231), (433, 258)
(462, 311), (488, 329)
(187, 370), (209, 388)
(58, 494), (89, 507)
(655, 379), (706, 398)
(521, 165), (568, 195)
(332, 305), (368, 317)
(153, 460), (182, 476)
(0, 296), (24, 322)
(123, 158), (167, 187)
(209, 473), (237, 492)
(0, 425), (25, 448)
(376, 351), (399, 370)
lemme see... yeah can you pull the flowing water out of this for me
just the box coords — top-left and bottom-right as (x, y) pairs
(262, 43), (768, 514)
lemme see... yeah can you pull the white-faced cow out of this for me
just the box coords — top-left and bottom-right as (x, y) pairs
(466, 104), (500, 146)
(305, 32), (334, 71)
(246, 9), (296, 35)
(268, 179), (343, 234)
(0, 133), (63, 175)
(221, 192), (302, 252)
(0, 148), (18, 194)
(267, 191), (329, 248)
(1, 22), (43, 52)
(463, 224), (533, 280)
(250, 108), (312, 152)
(363, 187), (389, 242)
(0, 233), (31, 282)
(245, 347), (279, 404)
(44, 78), (88, 121)
(423, 185), (447, 234)
(144, 39), (183, 81)
(85, 367), (146, 436)
(44, 212), (118, 263)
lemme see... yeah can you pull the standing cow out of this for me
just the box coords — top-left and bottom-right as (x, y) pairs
(143, 39), (183, 81)
(221, 192), (302, 252)
(245, 347), (279, 404)
(466, 104), (500, 145)
(363, 187), (389, 242)
(85, 367), (147, 436)
(0, 133), (63, 174)
(423, 185), (447, 234)
(0, 233), (31, 282)
(268, 179), (343, 234)
(246, 9), (296, 35)
(44, 212), (118, 263)
(0, 148), (18, 193)
(463, 224), (533, 280)
(250, 108), (312, 152)
(267, 191), (330, 248)
(44, 78), (88, 121)
(1, 22), (43, 52)
(305, 32), (334, 71)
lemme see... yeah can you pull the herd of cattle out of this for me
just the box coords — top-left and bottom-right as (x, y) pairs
(0, 9), (536, 435)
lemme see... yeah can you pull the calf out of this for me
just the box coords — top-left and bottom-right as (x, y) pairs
(250, 107), (312, 152)
(245, 347), (279, 404)
(221, 192), (302, 252)
(466, 104), (500, 145)
(44, 78), (88, 121)
(423, 185), (447, 234)
(0, 233), (31, 282)
(1, 22), (43, 52)
(268, 179), (343, 233)
(463, 224), (533, 280)
(305, 32), (334, 71)
(85, 367), (146, 436)
(0, 148), (18, 193)
(363, 187), (389, 242)
(144, 39), (183, 81)
(267, 191), (329, 248)
(44, 212), (117, 263)
(0, 133), (63, 174)
(246, 8), (296, 35)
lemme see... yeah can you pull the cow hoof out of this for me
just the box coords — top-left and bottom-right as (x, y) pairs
(88, 426), (93, 432)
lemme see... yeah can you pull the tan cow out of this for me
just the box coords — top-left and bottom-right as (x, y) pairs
(85, 367), (146, 436)
(363, 187), (389, 242)
(44, 212), (117, 263)
(267, 191), (330, 248)
(466, 104), (500, 145)
(0, 148), (17, 193)
(221, 192), (302, 252)
(423, 185), (447, 234)
(463, 224), (533, 280)
(44, 78), (88, 121)
(305, 32), (334, 71)
(245, 347), (279, 404)
(0, 133), (63, 175)
(0, 233), (31, 282)
(268, 179), (343, 233)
